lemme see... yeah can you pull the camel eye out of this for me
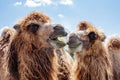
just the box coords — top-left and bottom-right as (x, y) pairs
(27, 23), (40, 33)
(88, 32), (98, 40)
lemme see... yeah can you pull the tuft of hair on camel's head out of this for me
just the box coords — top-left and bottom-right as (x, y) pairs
(68, 21), (106, 53)
(19, 12), (50, 30)
(107, 37), (120, 53)
(67, 21), (113, 80)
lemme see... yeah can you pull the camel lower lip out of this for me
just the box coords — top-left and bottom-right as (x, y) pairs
(68, 43), (81, 49)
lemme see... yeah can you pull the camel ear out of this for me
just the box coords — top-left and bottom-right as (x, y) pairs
(13, 24), (21, 33)
(1, 29), (10, 40)
(100, 33), (106, 42)
(78, 22), (87, 30)
(27, 23), (39, 33)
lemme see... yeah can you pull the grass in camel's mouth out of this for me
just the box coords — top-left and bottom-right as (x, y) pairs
(50, 36), (67, 47)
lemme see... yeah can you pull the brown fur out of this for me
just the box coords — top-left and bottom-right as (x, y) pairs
(107, 37), (120, 80)
(56, 48), (73, 80)
(19, 12), (50, 31)
(77, 21), (106, 41)
(7, 12), (59, 80)
(14, 12), (72, 80)
(69, 21), (113, 80)
(0, 28), (16, 80)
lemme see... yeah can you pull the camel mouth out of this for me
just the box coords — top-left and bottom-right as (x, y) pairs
(48, 25), (68, 48)
(67, 43), (82, 53)
(68, 43), (81, 49)
(49, 34), (67, 48)
(67, 35), (82, 49)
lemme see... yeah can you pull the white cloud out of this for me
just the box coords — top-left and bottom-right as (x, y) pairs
(58, 14), (64, 18)
(60, 0), (73, 5)
(25, 0), (52, 7)
(39, 0), (52, 5)
(25, 0), (41, 7)
(14, 2), (22, 6)
(24, 0), (73, 7)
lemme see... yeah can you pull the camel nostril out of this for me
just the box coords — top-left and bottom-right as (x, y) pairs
(64, 32), (68, 36)
(67, 42), (69, 45)
(67, 40), (71, 45)
(53, 25), (64, 31)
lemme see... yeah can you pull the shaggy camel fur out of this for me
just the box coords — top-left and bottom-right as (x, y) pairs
(67, 21), (113, 80)
(55, 48), (73, 80)
(107, 37), (120, 80)
(4, 12), (70, 80)
(0, 28), (17, 80)
(8, 12), (58, 80)
(13, 13), (73, 80)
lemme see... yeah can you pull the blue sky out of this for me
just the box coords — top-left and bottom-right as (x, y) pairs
(0, 0), (120, 36)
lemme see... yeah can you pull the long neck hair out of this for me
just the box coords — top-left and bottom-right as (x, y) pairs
(73, 41), (113, 80)
(8, 32), (58, 80)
